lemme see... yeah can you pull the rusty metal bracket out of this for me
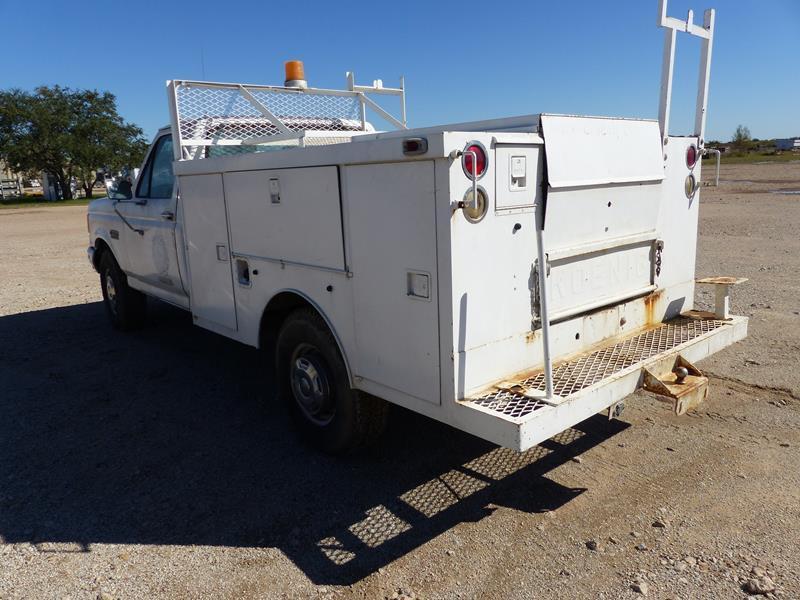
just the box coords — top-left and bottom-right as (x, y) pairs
(494, 381), (564, 407)
(696, 276), (748, 319)
(608, 400), (625, 420)
(642, 355), (709, 415)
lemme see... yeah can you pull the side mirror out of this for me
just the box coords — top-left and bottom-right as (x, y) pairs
(107, 178), (134, 201)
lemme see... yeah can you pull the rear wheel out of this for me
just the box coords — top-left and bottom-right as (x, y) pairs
(276, 308), (388, 454)
(99, 251), (146, 330)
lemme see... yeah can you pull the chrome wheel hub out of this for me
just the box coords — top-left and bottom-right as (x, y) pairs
(290, 348), (334, 426)
(105, 273), (118, 315)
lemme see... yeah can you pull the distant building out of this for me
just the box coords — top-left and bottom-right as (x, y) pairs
(0, 159), (14, 180)
(775, 138), (800, 151)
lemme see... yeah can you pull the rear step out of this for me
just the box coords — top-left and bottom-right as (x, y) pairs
(459, 314), (748, 451)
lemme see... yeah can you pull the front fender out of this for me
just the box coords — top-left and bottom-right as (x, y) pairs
(90, 224), (130, 274)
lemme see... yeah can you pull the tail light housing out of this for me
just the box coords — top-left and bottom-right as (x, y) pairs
(462, 186), (488, 223)
(686, 144), (698, 169)
(685, 174), (697, 198)
(461, 141), (488, 180)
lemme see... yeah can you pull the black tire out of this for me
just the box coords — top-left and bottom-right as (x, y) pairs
(99, 251), (146, 331)
(276, 308), (388, 454)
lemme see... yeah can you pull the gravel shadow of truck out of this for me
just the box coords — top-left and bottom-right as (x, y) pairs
(0, 300), (627, 585)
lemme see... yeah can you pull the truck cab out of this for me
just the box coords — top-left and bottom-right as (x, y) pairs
(88, 127), (190, 324)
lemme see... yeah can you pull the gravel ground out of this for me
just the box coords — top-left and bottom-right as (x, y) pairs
(1, 161), (799, 599)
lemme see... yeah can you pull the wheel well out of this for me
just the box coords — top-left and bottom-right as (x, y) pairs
(93, 238), (111, 270)
(259, 292), (349, 380)
(259, 292), (315, 352)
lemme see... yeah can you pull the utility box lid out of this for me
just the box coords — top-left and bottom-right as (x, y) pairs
(541, 114), (665, 189)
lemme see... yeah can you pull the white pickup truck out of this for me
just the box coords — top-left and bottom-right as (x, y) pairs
(87, 1), (747, 455)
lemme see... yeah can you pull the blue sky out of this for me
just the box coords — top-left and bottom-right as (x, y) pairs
(2, 0), (797, 142)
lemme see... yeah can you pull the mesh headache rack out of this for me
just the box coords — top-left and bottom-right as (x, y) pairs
(167, 71), (407, 161)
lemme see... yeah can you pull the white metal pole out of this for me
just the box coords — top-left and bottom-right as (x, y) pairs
(534, 200), (554, 400)
(400, 75), (407, 128)
(657, 27), (676, 146)
(705, 148), (721, 186)
(694, 8), (715, 145)
(358, 94), (367, 131)
(166, 80), (183, 161)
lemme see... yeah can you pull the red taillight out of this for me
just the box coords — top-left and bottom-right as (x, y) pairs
(686, 144), (697, 168)
(462, 142), (487, 179)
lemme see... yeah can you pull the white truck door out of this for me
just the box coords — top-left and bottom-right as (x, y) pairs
(178, 173), (237, 332)
(118, 133), (185, 294)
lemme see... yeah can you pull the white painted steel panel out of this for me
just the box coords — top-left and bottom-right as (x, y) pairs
(223, 167), (344, 271)
(541, 115), (664, 188)
(548, 242), (654, 319)
(448, 136), (532, 356)
(543, 182), (661, 251)
(448, 132), (662, 397)
(179, 174), (237, 331)
(656, 136), (701, 294)
(345, 161), (440, 404)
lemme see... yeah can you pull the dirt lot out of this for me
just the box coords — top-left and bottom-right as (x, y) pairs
(1, 161), (798, 600)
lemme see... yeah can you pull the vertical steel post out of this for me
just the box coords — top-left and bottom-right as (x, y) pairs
(400, 76), (407, 128)
(694, 8), (715, 145)
(657, 1), (716, 147)
(704, 148), (721, 186)
(658, 27), (676, 145)
(534, 199), (554, 400)
(347, 71), (367, 131)
(359, 95), (367, 131)
(166, 80), (183, 161)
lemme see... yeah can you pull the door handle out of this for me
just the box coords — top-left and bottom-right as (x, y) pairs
(160, 210), (175, 221)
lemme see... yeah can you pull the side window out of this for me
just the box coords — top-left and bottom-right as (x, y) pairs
(136, 155), (152, 198)
(136, 135), (174, 199)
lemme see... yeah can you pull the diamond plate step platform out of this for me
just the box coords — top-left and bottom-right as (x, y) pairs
(459, 315), (748, 451)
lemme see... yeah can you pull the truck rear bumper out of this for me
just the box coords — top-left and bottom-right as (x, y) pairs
(458, 314), (748, 452)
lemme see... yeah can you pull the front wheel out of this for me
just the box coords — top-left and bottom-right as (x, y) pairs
(99, 251), (146, 330)
(276, 308), (388, 454)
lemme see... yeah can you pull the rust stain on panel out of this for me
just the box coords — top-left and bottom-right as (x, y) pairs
(644, 289), (664, 326)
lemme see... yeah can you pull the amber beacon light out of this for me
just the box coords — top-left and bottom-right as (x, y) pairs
(284, 61), (307, 89)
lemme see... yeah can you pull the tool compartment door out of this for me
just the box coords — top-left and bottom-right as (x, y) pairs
(223, 166), (344, 270)
(540, 114), (664, 189)
(540, 115), (665, 319)
(344, 161), (440, 404)
(179, 173), (237, 331)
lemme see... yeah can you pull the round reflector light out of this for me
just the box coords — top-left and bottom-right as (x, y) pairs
(462, 186), (488, 223)
(685, 174), (697, 199)
(462, 141), (487, 180)
(686, 144), (698, 169)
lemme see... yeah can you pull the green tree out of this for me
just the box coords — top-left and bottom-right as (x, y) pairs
(732, 124), (751, 152)
(0, 86), (148, 199)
